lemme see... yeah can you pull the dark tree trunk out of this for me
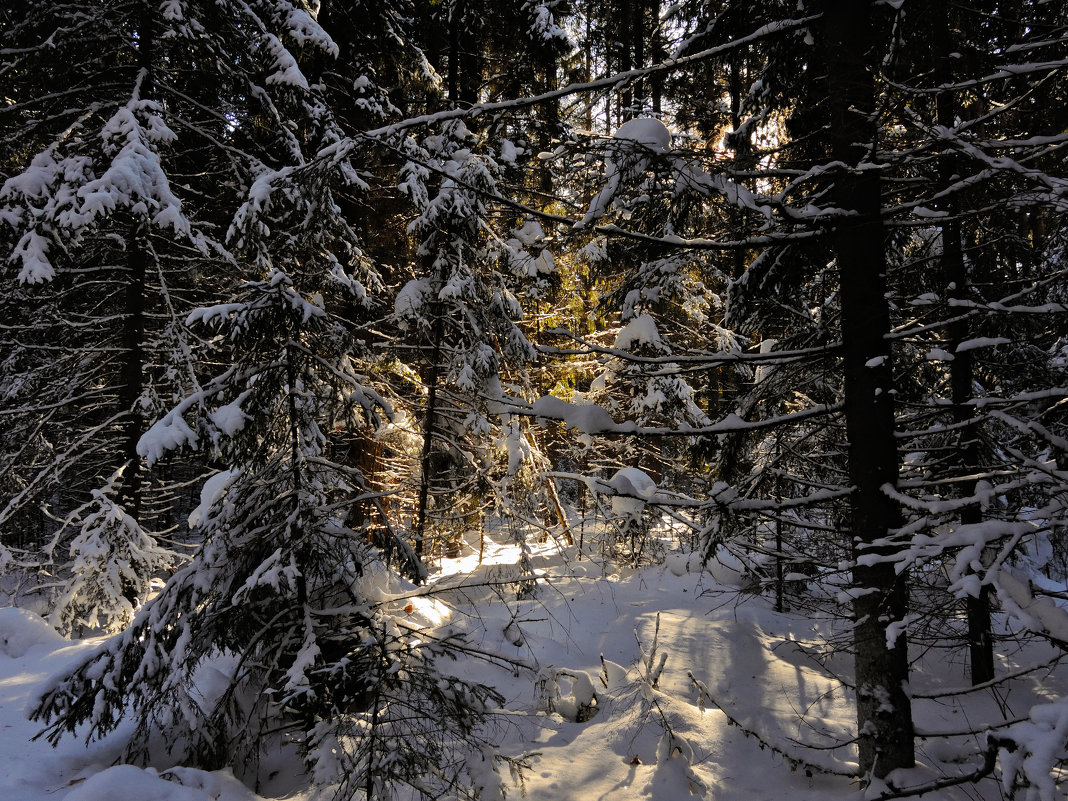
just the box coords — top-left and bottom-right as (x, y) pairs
(631, 0), (645, 111)
(619, 0), (634, 121)
(117, 6), (157, 519)
(447, 2), (461, 105)
(649, 0), (663, 114)
(118, 224), (147, 519)
(930, 0), (995, 686)
(413, 311), (443, 562)
(820, 0), (915, 779)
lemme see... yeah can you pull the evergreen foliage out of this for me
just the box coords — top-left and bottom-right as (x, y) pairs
(2, 0), (1067, 796)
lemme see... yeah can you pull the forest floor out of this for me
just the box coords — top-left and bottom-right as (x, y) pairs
(1, 524), (1063, 801)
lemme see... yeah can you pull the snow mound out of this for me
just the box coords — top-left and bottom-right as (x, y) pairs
(512, 219), (545, 247)
(704, 545), (749, 588)
(394, 278), (431, 322)
(0, 607), (65, 658)
(614, 314), (667, 352)
(665, 551), (702, 577)
(613, 118), (671, 153)
(608, 467), (658, 501)
(608, 467), (658, 520)
(64, 765), (260, 801)
(580, 119), (673, 228)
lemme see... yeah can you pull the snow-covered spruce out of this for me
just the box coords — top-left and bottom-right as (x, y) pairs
(394, 122), (541, 559)
(31, 226), (513, 801)
(45, 473), (176, 636)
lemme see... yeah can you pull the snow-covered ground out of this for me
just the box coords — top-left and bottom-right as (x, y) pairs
(1, 528), (1063, 801)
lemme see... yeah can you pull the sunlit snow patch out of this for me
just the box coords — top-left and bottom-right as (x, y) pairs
(614, 313), (668, 353)
(63, 764), (260, 801)
(532, 395), (618, 435)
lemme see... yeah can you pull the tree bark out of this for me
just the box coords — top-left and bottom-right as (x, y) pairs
(117, 6), (157, 518)
(819, 0), (915, 779)
(118, 223), (147, 519)
(931, 0), (995, 686)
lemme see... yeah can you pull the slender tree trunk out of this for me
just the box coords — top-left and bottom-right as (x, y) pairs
(537, 40), (559, 195)
(649, 0), (663, 114)
(414, 271), (445, 561)
(584, 0), (594, 130)
(119, 224), (147, 519)
(414, 29), (470, 561)
(727, 56), (747, 281)
(942, 213), (992, 685)
(631, 0), (645, 112)
(619, 0), (634, 121)
(820, 0), (915, 779)
(447, 2), (461, 105)
(931, 0), (995, 686)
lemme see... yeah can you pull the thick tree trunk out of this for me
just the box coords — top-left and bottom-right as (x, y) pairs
(447, 2), (461, 105)
(820, 0), (915, 779)
(118, 7), (156, 519)
(649, 0), (663, 114)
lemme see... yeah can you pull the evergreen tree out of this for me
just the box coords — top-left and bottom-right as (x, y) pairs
(24, 2), (516, 798)
(0, 0), (349, 550)
(32, 108), (512, 801)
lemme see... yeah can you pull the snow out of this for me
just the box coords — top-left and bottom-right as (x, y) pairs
(282, 8), (339, 59)
(997, 696), (1068, 801)
(532, 395), (619, 434)
(11, 230), (55, 284)
(607, 468), (658, 520)
(0, 608), (65, 658)
(581, 119), (672, 226)
(70, 102), (189, 236)
(998, 569), (1068, 644)
(612, 118), (672, 153)
(2, 525), (1067, 801)
(63, 765), (258, 801)
(187, 470), (238, 530)
(138, 406), (199, 466)
(926, 347), (955, 361)
(262, 33), (309, 90)
(956, 337), (1011, 352)
(608, 467), (659, 501)
(209, 391), (252, 438)
(614, 313), (667, 352)
(512, 219), (545, 247)
(394, 278), (431, 323)
(2, 97), (207, 283)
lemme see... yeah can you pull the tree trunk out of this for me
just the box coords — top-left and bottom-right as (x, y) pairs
(631, 0), (645, 112)
(619, 0), (634, 122)
(118, 223), (147, 519)
(820, 0), (915, 779)
(649, 0), (663, 114)
(414, 274), (445, 562)
(118, 6), (156, 519)
(931, 0), (995, 686)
